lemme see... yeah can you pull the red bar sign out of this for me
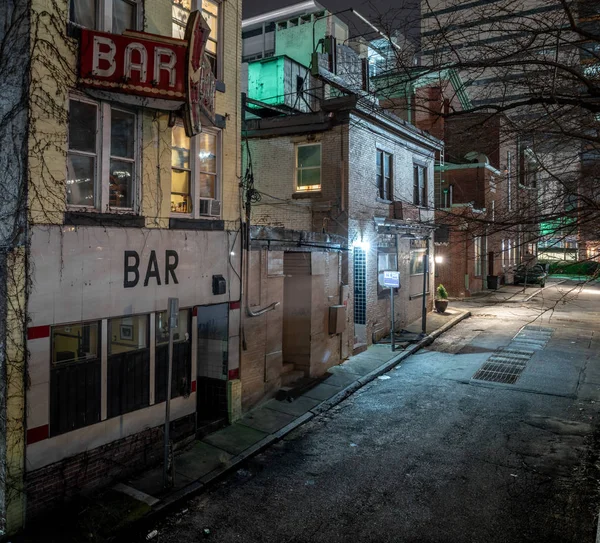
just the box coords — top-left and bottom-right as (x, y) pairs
(79, 29), (187, 100)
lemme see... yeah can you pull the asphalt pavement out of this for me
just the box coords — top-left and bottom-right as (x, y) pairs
(135, 279), (600, 543)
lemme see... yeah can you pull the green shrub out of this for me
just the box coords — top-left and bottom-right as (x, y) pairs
(436, 284), (448, 300)
(548, 261), (599, 276)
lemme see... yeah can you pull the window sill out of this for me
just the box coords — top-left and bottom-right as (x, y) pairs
(292, 191), (322, 199)
(377, 197), (393, 204)
(409, 290), (430, 300)
(169, 217), (225, 231)
(64, 211), (144, 228)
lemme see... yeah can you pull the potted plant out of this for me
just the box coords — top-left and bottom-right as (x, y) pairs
(435, 284), (449, 313)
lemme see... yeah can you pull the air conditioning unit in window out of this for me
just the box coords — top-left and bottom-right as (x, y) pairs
(198, 198), (221, 217)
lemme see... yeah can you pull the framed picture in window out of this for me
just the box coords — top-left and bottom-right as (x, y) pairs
(120, 324), (133, 341)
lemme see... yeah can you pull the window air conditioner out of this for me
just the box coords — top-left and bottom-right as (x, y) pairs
(198, 197), (221, 217)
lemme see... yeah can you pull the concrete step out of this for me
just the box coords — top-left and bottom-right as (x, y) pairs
(281, 362), (295, 375)
(281, 369), (305, 387)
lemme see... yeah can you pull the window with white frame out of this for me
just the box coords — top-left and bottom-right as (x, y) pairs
(295, 143), (321, 192)
(172, 0), (220, 77)
(376, 150), (393, 201)
(67, 96), (139, 210)
(501, 239), (507, 268)
(171, 126), (220, 216)
(69, 0), (140, 33)
(474, 236), (483, 276)
(413, 164), (428, 206)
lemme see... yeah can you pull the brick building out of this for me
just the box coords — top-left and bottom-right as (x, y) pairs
(0, 0), (241, 533)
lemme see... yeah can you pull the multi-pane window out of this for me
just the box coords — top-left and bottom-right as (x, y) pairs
(67, 99), (98, 207)
(69, 0), (139, 33)
(50, 310), (195, 436)
(50, 321), (101, 436)
(376, 150), (393, 201)
(110, 108), (136, 208)
(171, 127), (220, 215)
(107, 315), (150, 417)
(413, 164), (427, 206)
(296, 143), (321, 192)
(112, 0), (137, 34)
(171, 126), (192, 213)
(172, 0), (220, 76)
(199, 132), (218, 198)
(67, 97), (138, 210)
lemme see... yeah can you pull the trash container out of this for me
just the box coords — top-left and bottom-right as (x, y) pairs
(487, 275), (499, 290)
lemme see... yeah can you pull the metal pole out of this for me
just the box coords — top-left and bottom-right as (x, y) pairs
(390, 286), (395, 352)
(421, 238), (429, 335)
(164, 298), (178, 489)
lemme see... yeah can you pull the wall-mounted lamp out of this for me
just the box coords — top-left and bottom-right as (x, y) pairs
(352, 239), (370, 251)
(435, 255), (444, 264)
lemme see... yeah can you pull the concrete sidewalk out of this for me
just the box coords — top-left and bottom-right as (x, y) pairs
(116, 308), (470, 521)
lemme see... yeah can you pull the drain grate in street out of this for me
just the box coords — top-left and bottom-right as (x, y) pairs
(471, 326), (554, 385)
(511, 325), (554, 350)
(472, 350), (530, 384)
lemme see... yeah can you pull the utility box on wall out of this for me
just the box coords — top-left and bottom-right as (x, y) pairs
(329, 305), (346, 334)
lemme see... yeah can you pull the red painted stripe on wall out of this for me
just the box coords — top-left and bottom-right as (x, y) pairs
(228, 368), (239, 380)
(191, 380), (197, 393)
(27, 325), (50, 340)
(229, 300), (241, 310)
(27, 424), (49, 445)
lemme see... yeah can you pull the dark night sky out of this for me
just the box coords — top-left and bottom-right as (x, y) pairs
(242, 0), (420, 44)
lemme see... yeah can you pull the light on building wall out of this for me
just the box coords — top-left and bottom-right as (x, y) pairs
(352, 239), (370, 251)
(435, 255), (444, 264)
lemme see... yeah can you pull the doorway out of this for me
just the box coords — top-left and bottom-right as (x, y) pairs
(196, 303), (229, 426)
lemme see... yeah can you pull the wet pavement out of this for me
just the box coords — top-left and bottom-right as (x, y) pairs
(133, 280), (600, 543)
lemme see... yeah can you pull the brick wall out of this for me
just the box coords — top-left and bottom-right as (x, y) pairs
(25, 414), (195, 521)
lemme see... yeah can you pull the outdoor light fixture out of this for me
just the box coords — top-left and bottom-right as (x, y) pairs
(352, 239), (370, 251)
(435, 255), (444, 264)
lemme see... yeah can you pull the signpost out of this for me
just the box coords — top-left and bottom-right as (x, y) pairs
(382, 271), (400, 351)
(164, 297), (179, 488)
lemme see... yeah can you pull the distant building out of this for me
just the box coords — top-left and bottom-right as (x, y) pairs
(240, 2), (441, 409)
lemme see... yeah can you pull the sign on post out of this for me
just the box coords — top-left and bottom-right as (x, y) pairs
(383, 271), (400, 289)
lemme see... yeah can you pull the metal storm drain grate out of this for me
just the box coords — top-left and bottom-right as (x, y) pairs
(472, 350), (530, 384)
(511, 325), (554, 349)
(471, 326), (553, 385)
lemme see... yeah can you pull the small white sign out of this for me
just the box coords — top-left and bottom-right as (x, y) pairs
(383, 271), (400, 289)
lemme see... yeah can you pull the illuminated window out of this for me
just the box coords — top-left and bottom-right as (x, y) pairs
(377, 150), (393, 201)
(171, 126), (192, 214)
(69, 0), (140, 33)
(296, 143), (321, 192)
(171, 126), (220, 217)
(172, 0), (220, 77)
(67, 97), (138, 210)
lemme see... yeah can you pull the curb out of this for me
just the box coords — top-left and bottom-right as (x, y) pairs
(118, 311), (471, 540)
(522, 279), (567, 302)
